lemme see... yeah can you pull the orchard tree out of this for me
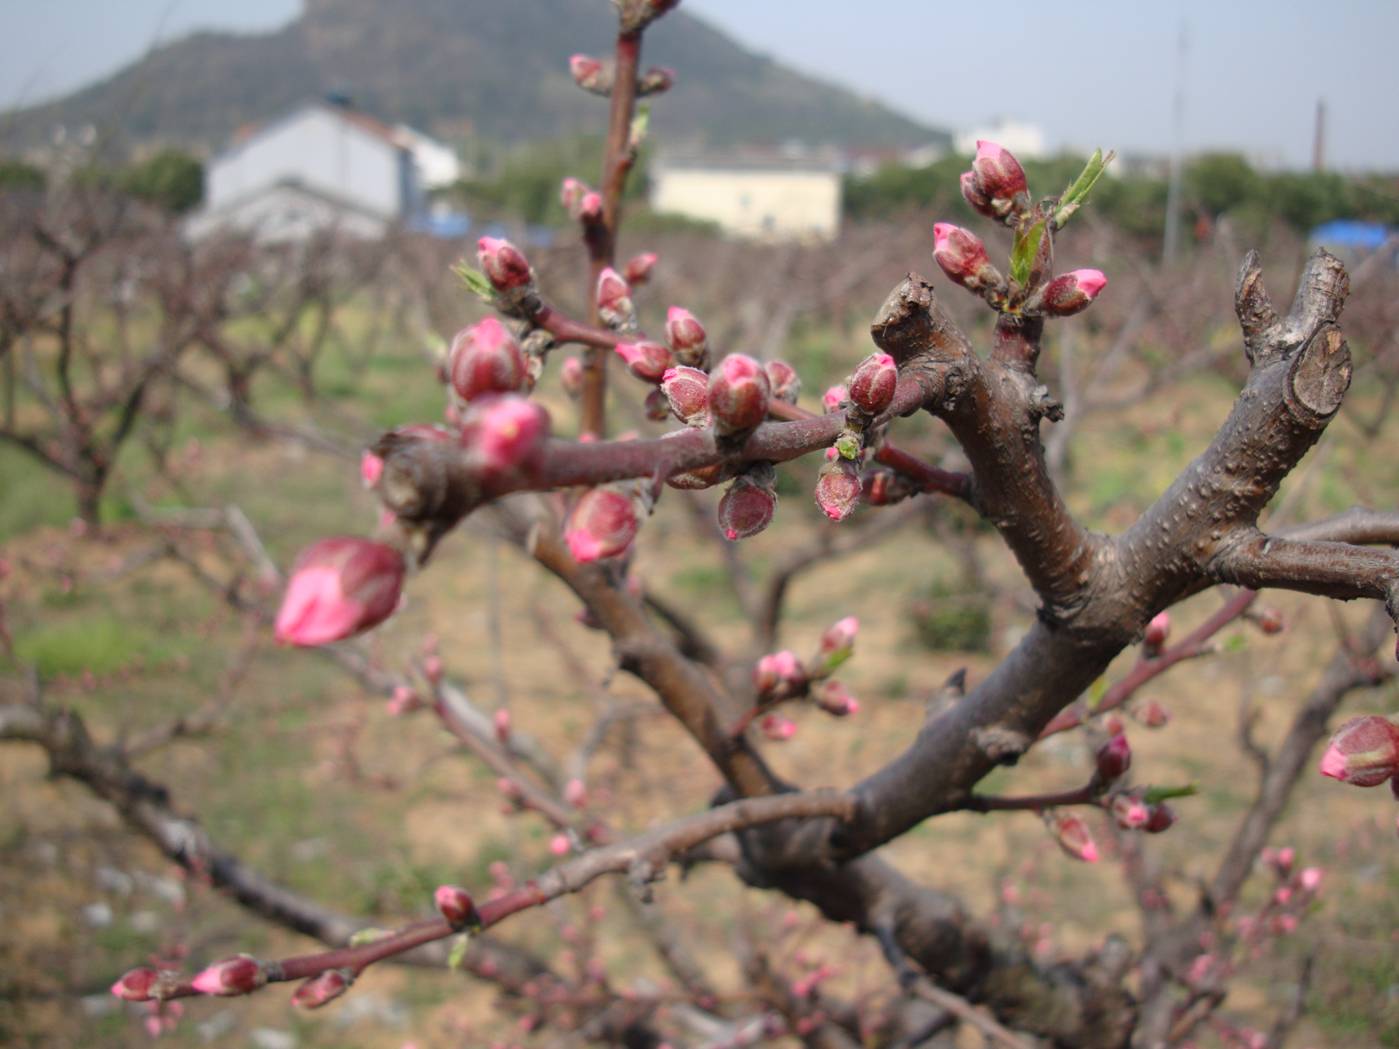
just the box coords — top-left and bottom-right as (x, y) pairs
(7, 2), (1397, 1047)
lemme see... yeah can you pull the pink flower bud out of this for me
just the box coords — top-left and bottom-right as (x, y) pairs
(614, 340), (674, 383)
(291, 968), (352, 1009)
(464, 395), (550, 475)
(816, 680), (859, 717)
(1103, 713), (1126, 737)
(435, 885), (481, 929)
(1144, 610), (1171, 650)
(760, 713), (797, 741)
(560, 356), (584, 398)
(560, 177), (588, 214)
(579, 191), (604, 223)
(707, 354), (771, 435)
(564, 778), (588, 808)
(191, 955), (265, 997)
(1111, 793), (1150, 830)
(754, 650), (805, 699)
(637, 66), (675, 96)
(566, 487), (639, 563)
(1096, 733), (1132, 782)
(643, 387), (670, 421)
(848, 352), (898, 415)
(1256, 607), (1285, 635)
(819, 616), (859, 661)
(764, 359), (801, 403)
(717, 467), (777, 541)
(449, 318), (527, 401)
(1047, 812), (1099, 862)
(971, 140), (1028, 204)
(1319, 715), (1399, 787)
(550, 833), (571, 856)
(387, 685), (420, 716)
(959, 169), (998, 221)
(493, 707), (511, 743)
(664, 306), (708, 367)
(360, 451), (384, 489)
(624, 252), (658, 285)
(111, 967), (160, 1001)
(822, 385), (847, 413)
(275, 538), (405, 647)
(569, 53), (609, 93)
(476, 237), (532, 292)
(661, 365), (709, 423)
(1144, 803), (1177, 834)
(1132, 698), (1171, 729)
(596, 268), (634, 329)
(1298, 866), (1323, 893)
(932, 222), (1000, 294)
(815, 456), (862, 522)
(1037, 269), (1108, 317)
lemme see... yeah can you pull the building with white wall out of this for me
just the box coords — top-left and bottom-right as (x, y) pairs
(650, 156), (842, 242)
(187, 100), (460, 242)
(953, 118), (1048, 161)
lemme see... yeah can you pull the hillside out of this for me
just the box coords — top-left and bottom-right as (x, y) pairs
(1, 0), (946, 154)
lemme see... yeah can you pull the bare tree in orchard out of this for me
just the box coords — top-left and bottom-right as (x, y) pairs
(21, 2), (1399, 1046)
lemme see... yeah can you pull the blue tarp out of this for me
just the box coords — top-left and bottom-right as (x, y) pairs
(1309, 220), (1393, 250)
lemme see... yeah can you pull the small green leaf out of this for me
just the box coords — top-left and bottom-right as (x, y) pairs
(1009, 220), (1046, 287)
(1143, 783), (1197, 805)
(834, 433), (862, 460)
(1085, 677), (1108, 710)
(1223, 633), (1248, 653)
(1053, 149), (1115, 228)
(453, 262), (495, 304)
(349, 927), (391, 947)
(447, 933), (472, 971)
(629, 105), (651, 152)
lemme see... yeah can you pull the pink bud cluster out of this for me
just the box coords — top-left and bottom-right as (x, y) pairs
(932, 223), (1004, 297)
(754, 650), (806, 702)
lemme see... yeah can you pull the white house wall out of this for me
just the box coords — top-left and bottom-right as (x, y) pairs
(207, 107), (403, 219)
(651, 168), (841, 241)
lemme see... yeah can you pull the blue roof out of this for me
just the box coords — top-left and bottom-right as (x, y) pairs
(1310, 220), (1393, 249)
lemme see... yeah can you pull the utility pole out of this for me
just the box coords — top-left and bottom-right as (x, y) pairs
(1162, 18), (1188, 266)
(1312, 98), (1326, 172)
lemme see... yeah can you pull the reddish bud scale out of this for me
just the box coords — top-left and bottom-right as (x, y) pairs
(1144, 803), (1177, 834)
(661, 365), (709, 423)
(569, 54), (609, 93)
(848, 352), (898, 415)
(435, 885), (481, 929)
(1111, 793), (1150, 830)
(1095, 733), (1132, 782)
(643, 387), (670, 421)
(1319, 715), (1399, 787)
(614, 341), (674, 383)
(664, 306), (709, 367)
(707, 354), (771, 435)
(760, 713), (797, 741)
(815, 456), (862, 522)
(566, 487), (640, 563)
(960, 170), (998, 222)
(275, 538), (405, 647)
(1144, 610), (1171, 650)
(637, 66), (675, 95)
(476, 237), (532, 291)
(819, 616), (859, 660)
(816, 680), (859, 717)
(449, 318), (527, 401)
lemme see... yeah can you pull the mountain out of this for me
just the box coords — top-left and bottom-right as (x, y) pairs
(1, 0), (946, 155)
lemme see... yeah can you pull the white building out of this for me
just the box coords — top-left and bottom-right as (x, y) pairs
(187, 100), (461, 242)
(953, 118), (1048, 161)
(650, 156), (842, 242)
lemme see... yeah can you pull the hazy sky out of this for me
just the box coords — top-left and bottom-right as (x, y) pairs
(2, 0), (1397, 170)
